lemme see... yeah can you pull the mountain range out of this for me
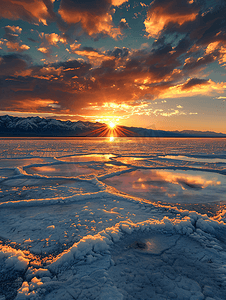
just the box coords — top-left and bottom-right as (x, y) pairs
(0, 115), (225, 137)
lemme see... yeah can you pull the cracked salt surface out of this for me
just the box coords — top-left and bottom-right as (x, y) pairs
(0, 137), (226, 300)
(109, 232), (226, 300)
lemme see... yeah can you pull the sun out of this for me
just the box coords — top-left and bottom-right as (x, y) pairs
(109, 121), (116, 129)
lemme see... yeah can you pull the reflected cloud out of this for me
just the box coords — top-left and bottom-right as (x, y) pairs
(155, 170), (221, 189)
(160, 155), (226, 164)
(57, 154), (115, 162)
(31, 166), (56, 173)
(28, 164), (94, 177)
(116, 157), (145, 164)
(103, 169), (225, 204)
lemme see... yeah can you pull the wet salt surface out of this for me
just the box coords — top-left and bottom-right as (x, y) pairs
(103, 168), (226, 204)
(56, 154), (116, 162)
(160, 155), (226, 164)
(0, 158), (49, 168)
(25, 164), (96, 177)
(0, 137), (226, 300)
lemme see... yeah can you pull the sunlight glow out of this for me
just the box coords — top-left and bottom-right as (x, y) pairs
(83, 121), (135, 137)
(109, 121), (116, 129)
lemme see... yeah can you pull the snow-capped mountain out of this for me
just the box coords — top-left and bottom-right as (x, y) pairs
(0, 115), (225, 137)
(0, 115), (104, 137)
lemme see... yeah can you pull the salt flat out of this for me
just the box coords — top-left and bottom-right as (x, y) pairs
(0, 138), (226, 300)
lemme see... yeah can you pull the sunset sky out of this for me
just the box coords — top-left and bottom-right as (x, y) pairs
(0, 0), (226, 132)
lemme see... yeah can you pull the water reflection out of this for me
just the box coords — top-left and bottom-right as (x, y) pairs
(103, 169), (226, 204)
(27, 164), (93, 177)
(115, 157), (145, 164)
(0, 158), (46, 168)
(57, 154), (115, 162)
(160, 155), (226, 164)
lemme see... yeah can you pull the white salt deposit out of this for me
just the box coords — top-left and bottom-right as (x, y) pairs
(0, 137), (225, 299)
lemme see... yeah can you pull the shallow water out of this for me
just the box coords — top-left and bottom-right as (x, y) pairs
(160, 154), (226, 164)
(103, 168), (226, 204)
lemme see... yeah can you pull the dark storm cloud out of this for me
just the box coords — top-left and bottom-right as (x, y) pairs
(181, 78), (210, 90)
(60, 0), (112, 16)
(0, 55), (95, 113)
(0, 54), (30, 76)
(145, 0), (226, 53)
(183, 55), (216, 72)
(142, 0), (226, 85)
(108, 47), (130, 58)
(190, 3), (226, 46)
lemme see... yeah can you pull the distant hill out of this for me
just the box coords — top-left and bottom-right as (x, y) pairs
(0, 115), (225, 137)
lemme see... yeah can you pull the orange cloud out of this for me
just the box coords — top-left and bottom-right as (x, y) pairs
(2, 24), (30, 52)
(162, 78), (226, 98)
(205, 41), (226, 64)
(60, 10), (120, 39)
(6, 41), (30, 52)
(144, 0), (198, 37)
(111, 0), (128, 5)
(5, 25), (22, 34)
(58, 0), (125, 38)
(38, 47), (49, 54)
(1, 29), (225, 121)
(70, 42), (82, 51)
(36, 32), (68, 57)
(12, 99), (61, 112)
(0, 0), (54, 25)
(71, 48), (113, 66)
(39, 32), (67, 47)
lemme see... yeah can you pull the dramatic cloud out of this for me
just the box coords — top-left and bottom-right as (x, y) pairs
(4, 25), (22, 40)
(143, 0), (226, 63)
(0, 0), (55, 25)
(36, 32), (68, 55)
(0, 54), (30, 76)
(69, 45), (113, 66)
(5, 42), (30, 52)
(0, 0), (226, 128)
(40, 32), (67, 47)
(181, 78), (210, 91)
(144, 0), (199, 38)
(1, 25), (30, 52)
(58, 0), (128, 38)
(205, 41), (226, 64)
(37, 47), (50, 54)
(1, 43), (225, 119)
(162, 79), (226, 99)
